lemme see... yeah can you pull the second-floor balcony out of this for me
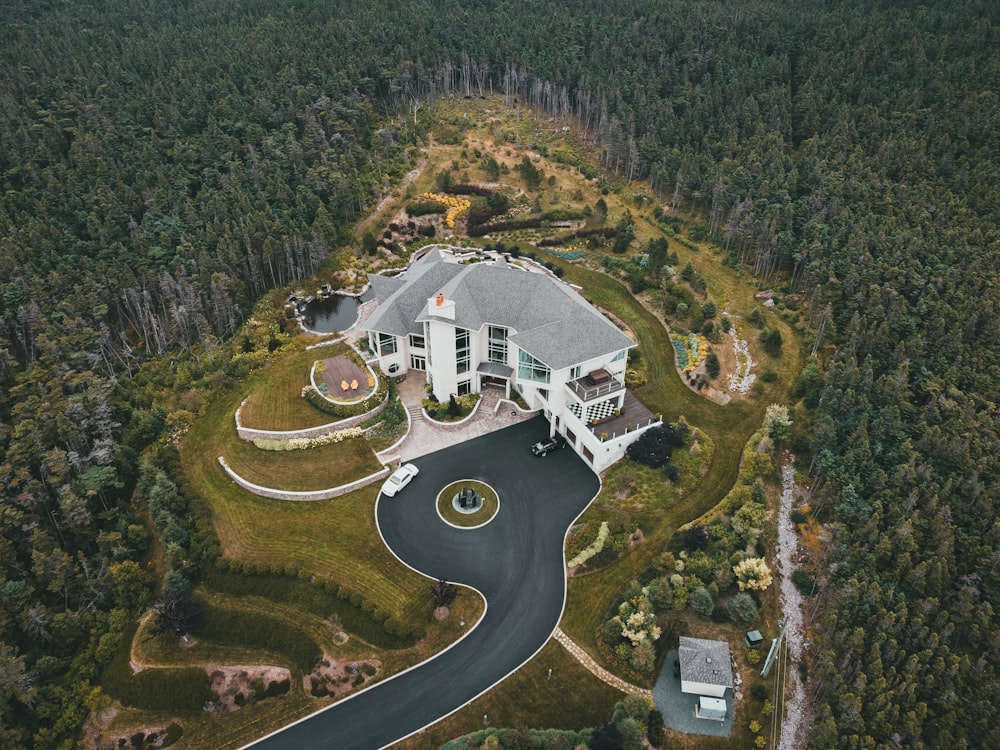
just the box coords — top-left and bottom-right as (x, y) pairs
(567, 368), (625, 402)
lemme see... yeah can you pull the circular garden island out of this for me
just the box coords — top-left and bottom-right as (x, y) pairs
(436, 480), (499, 528)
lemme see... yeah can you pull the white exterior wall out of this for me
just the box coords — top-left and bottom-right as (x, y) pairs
(681, 680), (728, 698)
(376, 334), (406, 377)
(426, 317), (459, 400)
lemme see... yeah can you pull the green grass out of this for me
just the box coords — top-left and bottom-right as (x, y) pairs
(550, 258), (802, 659)
(223, 434), (382, 492)
(436, 480), (500, 527)
(391, 640), (625, 750)
(180, 380), (476, 633)
(238, 342), (349, 431)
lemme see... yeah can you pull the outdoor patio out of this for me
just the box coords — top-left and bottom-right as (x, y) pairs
(319, 355), (372, 399)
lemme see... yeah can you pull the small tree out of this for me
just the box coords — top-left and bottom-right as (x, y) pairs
(361, 230), (378, 256)
(763, 403), (792, 440)
(726, 592), (759, 625)
(430, 579), (457, 608)
(647, 708), (666, 748)
(734, 557), (773, 591)
(594, 197), (608, 224)
(760, 327), (783, 355)
(149, 590), (201, 638)
(689, 586), (715, 618)
(705, 350), (720, 378)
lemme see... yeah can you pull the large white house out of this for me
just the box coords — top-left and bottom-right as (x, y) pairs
(363, 245), (661, 470)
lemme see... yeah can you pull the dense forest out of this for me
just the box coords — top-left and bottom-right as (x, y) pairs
(1, 0), (997, 747)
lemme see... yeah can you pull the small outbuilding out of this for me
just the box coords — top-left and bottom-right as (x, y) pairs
(696, 696), (728, 721)
(678, 636), (734, 698)
(745, 630), (764, 649)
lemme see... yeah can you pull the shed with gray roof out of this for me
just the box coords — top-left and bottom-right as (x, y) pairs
(678, 636), (734, 698)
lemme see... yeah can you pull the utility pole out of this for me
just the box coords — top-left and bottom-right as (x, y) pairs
(761, 618), (787, 678)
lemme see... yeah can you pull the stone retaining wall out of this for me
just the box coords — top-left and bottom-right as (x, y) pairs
(234, 394), (389, 442)
(218, 457), (389, 501)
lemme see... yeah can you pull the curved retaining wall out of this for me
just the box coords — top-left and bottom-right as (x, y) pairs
(235, 393), (389, 442)
(218, 457), (390, 501)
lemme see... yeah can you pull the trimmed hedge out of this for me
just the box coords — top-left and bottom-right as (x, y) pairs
(204, 569), (419, 648)
(405, 200), (446, 216)
(102, 627), (215, 712)
(192, 598), (322, 673)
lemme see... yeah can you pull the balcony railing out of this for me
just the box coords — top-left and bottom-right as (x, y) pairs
(566, 374), (625, 402)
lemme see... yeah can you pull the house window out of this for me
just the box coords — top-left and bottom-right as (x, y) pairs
(377, 332), (397, 355)
(610, 350), (626, 363)
(569, 365), (582, 380)
(456, 328), (471, 374)
(409, 333), (426, 349)
(457, 379), (472, 395)
(488, 325), (508, 363)
(518, 348), (550, 384)
(410, 355), (426, 370)
(537, 388), (549, 402)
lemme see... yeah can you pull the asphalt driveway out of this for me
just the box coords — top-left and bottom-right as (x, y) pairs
(247, 417), (600, 749)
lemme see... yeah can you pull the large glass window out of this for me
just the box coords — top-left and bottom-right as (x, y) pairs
(456, 328), (471, 374)
(377, 332), (397, 355)
(518, 348), (551, 384)
(488, 325), (508, 364)
(409, 333), (426, 349)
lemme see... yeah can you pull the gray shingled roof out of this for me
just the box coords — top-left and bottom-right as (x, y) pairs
(364, 249), (465, 337)
(403, 253), (633, 369)
(678, 637), (734, 689)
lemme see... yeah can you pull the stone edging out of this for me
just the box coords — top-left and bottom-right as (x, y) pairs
(218, 457), (389, 501)
(552, 627), (652, 698)
(234, 391), (389, 442)
(419, 393), (485, 429)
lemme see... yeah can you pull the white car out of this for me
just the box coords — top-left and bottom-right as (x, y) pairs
(381, 463), (419, 497)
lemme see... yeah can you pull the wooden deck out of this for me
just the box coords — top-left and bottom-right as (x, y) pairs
(587, 391), (656, 438)
(320, 355), (372, 399)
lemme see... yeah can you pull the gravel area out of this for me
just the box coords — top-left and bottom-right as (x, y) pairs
(776, 461), (811, 750)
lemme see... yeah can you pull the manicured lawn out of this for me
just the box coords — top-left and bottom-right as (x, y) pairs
(238, 342), (349, 431)
(552, 259), (802, 660)
(179, 374), (482, 635)
(223, 434), (382, 492)
(391, 640), (626, 750)
(437, 480), (500, 527)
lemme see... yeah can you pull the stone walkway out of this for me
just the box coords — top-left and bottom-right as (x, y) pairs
(378, 378), (539, 463)
(552, 628), (652, 698)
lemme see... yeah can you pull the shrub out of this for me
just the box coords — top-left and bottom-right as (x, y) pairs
(705, 350), (720, 378)
(682, 525), (709, 550)
(647, 708), (666, 747)
(792, 569), (818, 595)
(726, 592), (759, 625)
(733, 557), (773, 592)
(625, 422), (688, 468)
(689, 586), (715, 617)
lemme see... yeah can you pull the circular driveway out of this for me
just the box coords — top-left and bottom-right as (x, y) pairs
(247, 417), (600, 749)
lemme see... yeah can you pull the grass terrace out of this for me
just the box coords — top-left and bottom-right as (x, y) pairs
(238, 343), (354, 431)
(223, 434), (381, 492)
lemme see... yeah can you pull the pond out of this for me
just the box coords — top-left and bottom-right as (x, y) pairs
(299, 292), (368, 334)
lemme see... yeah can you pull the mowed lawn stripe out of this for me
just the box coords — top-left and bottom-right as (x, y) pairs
(239, 342), (352, 431)
(223, 435), (382, 492)
(557, 259), (801, 651)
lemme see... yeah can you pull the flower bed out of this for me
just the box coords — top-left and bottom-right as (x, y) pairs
(671, 333), (708, 372)
(421, 192), (471, 228)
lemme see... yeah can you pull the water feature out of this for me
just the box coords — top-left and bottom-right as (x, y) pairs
(299, 293), (362, 334)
